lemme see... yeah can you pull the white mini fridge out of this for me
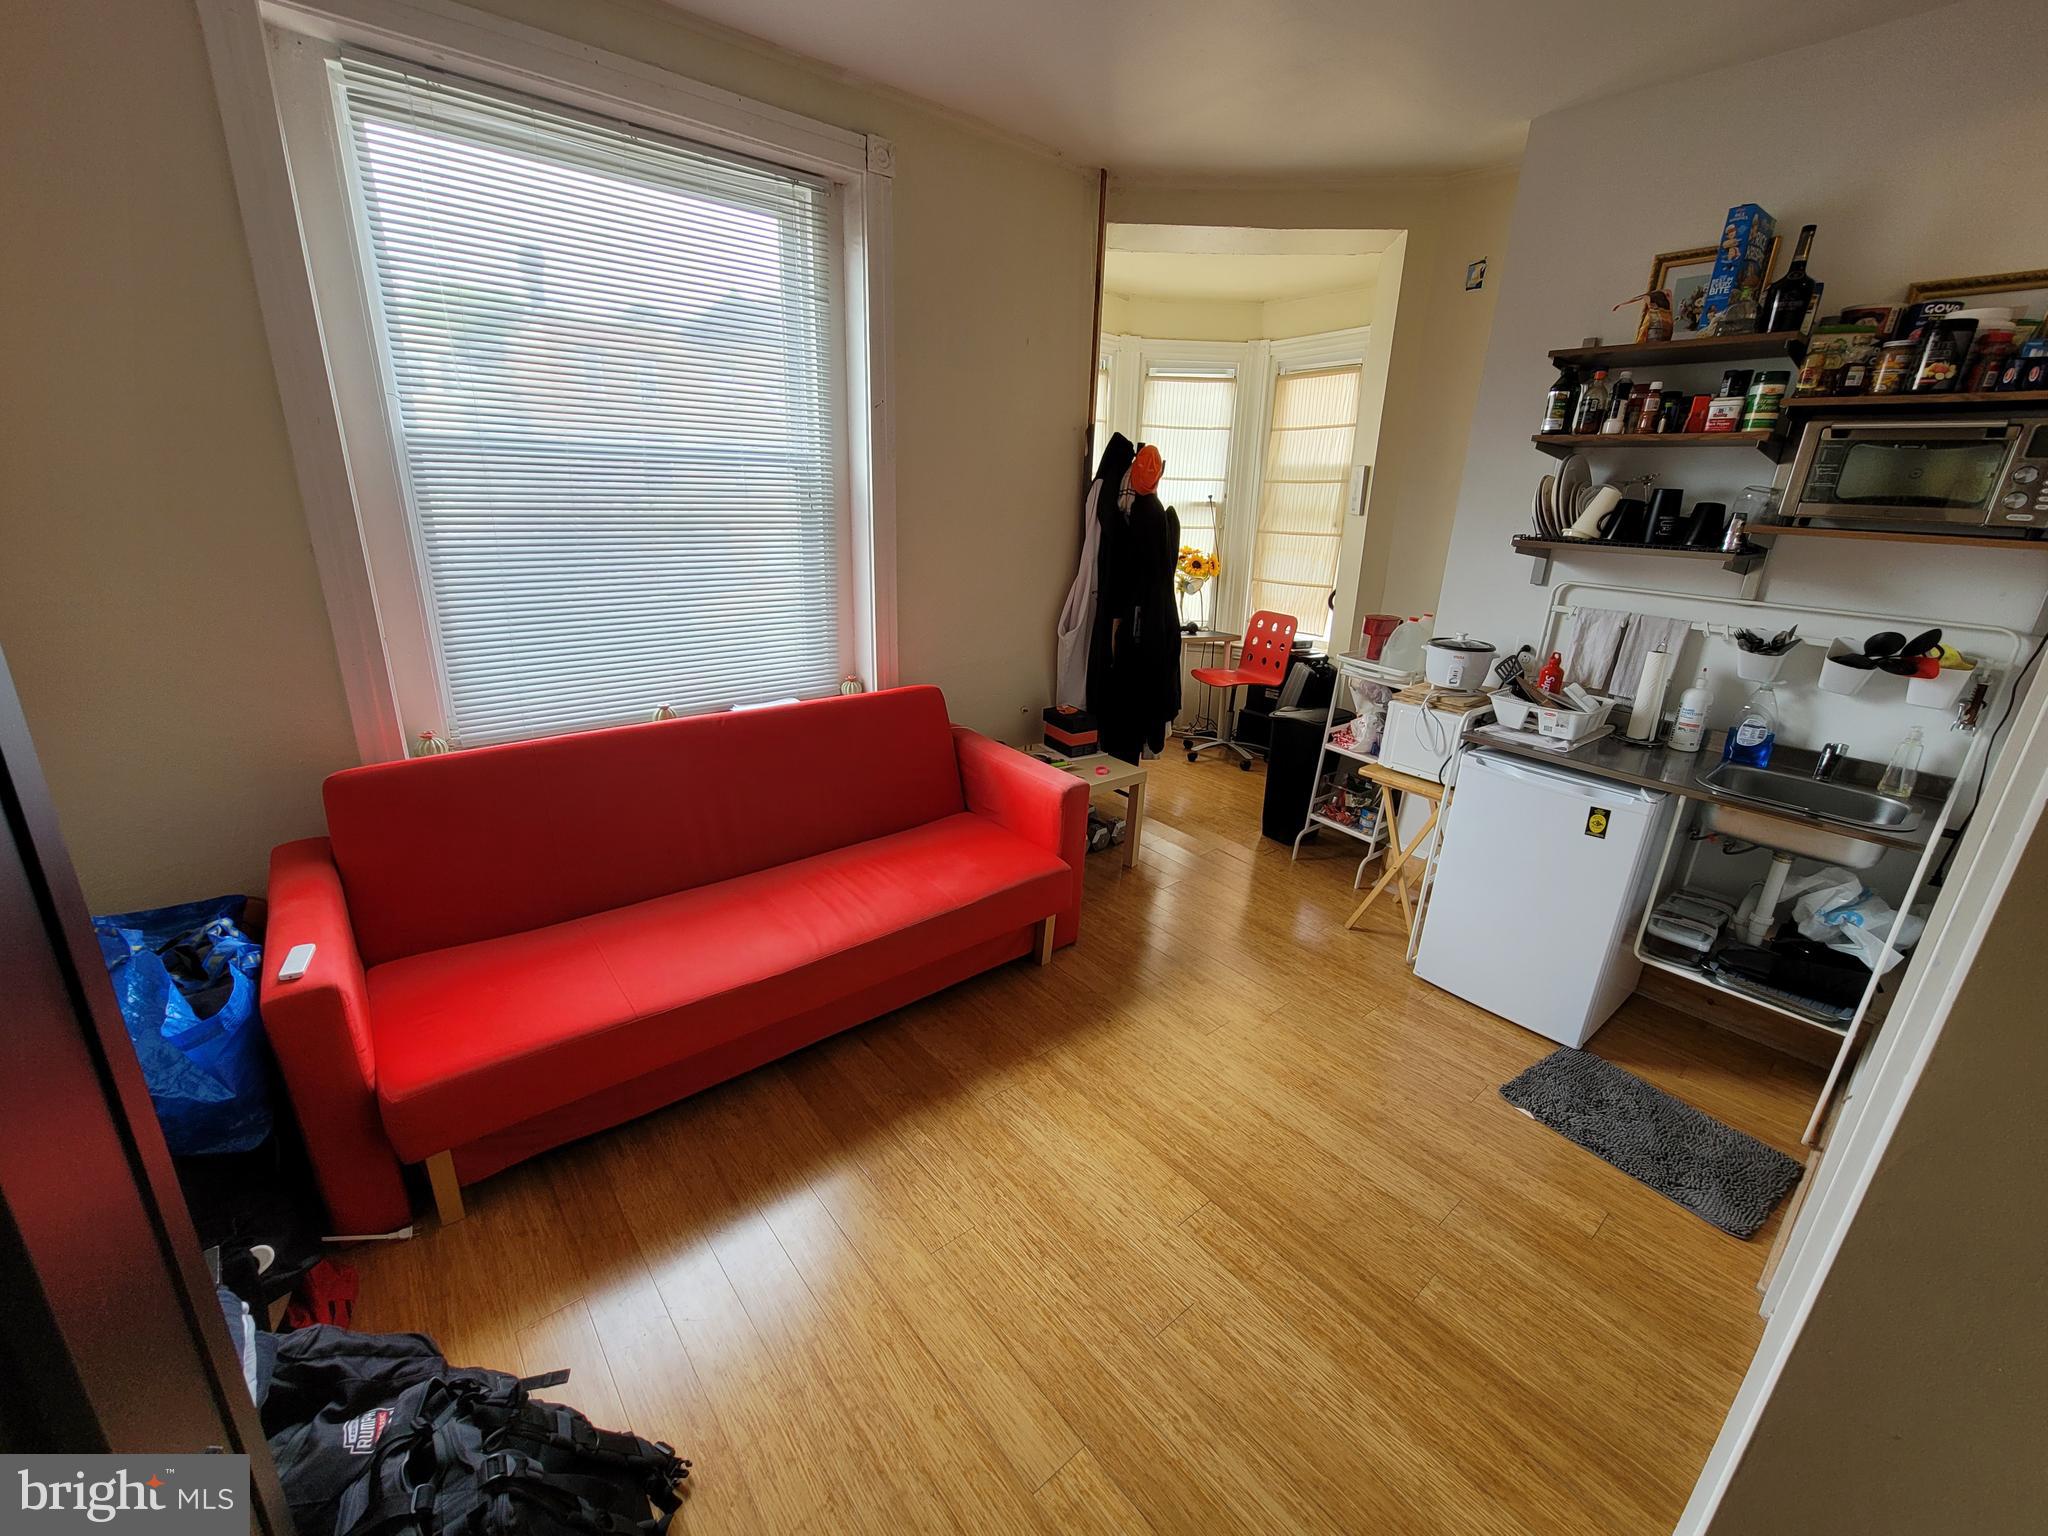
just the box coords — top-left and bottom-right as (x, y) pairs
(1413, 749), (1676, 1048)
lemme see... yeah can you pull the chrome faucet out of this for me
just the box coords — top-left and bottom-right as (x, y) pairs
(1813, 742), (1849, 781)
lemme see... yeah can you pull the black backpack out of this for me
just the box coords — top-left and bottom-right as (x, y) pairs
(261, 1326), (687, 1536)
(333, 1371), (687, 1536)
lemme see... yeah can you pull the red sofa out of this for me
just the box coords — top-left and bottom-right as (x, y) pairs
(259, 686), (1085, 1233)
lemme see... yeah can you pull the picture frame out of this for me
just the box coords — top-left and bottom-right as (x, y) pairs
(1649, 246), (1718, 336)
(1905, 268), (2048, 304)
(1904, 269), (2048, 339)
(1902, 269), (2048, 348)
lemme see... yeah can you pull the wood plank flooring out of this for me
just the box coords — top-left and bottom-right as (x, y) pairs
(346, 749), (1821, 1535)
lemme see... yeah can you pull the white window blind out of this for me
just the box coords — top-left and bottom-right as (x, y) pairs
(1140, 368), (1234, 559)
(1248, 365), (1361, 637)
(332, 55), (845, 747)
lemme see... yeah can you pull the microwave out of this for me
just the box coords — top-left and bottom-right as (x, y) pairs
(1781, 415), (2048, 532)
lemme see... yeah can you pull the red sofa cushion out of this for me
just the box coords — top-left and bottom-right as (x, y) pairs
(366, 811), (1066, 1159)
(326, 686), (965, 966)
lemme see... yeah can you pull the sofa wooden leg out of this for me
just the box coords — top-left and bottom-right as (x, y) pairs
(1035, 914), (1056, 966)
(425, 1151), (465, 1226)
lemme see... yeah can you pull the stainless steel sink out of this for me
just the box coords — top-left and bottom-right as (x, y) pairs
(1696, 760), (1920, 870)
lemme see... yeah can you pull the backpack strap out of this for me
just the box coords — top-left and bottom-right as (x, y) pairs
(474, 1456), (667, 1536)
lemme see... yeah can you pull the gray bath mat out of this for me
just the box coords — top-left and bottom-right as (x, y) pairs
(1501, 1049), (1801, 1239)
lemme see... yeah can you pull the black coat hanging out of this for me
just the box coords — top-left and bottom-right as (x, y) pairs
(1087, 443), (1182, 762)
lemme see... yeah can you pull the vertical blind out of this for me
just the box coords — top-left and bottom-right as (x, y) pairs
(333, 55), (844, 747)
(1249, 365), (1361, 637)
(1140, 368), (1235, 559)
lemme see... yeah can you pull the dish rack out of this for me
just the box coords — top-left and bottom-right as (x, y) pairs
(1291, 654), (1417, 884)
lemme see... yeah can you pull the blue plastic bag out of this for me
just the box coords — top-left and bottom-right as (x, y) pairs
(93, 896), (272, 1156)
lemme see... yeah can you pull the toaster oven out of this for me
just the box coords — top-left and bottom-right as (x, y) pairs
(1781, 415), (2048, 532)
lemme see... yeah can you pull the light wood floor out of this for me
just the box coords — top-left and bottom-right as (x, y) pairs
(349, 749), (1822, 1536)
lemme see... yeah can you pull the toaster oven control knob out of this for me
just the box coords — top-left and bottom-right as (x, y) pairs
(2004, 493), (2032, 510)
(2013, 466), (2041, 483)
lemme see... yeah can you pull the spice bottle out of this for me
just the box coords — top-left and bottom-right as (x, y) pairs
(1632, 380), (1665, 434)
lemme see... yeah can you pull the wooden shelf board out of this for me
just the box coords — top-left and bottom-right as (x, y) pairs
(1746, 524), (2048, 550)
(1780, 388), (2048, 412)
(1510, 535), (1765, 577)
(1549, 331), (1808, 371)
(1533, 430), (1771, 458)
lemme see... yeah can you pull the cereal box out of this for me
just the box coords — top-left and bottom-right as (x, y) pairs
(1700, 204), (1776, 329)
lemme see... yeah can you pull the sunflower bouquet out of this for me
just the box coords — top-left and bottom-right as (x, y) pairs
(1175, 546), (1220, 591)
(1175, 546), (1219, 629)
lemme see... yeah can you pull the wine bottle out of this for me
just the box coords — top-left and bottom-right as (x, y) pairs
(1760, 225), (1818, 334)
(1570, 370), (1609, 434)
(1540, 364), (1580, 434)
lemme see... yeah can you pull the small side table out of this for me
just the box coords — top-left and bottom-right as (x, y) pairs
(1343, 763), (1445, 939)
(1176, 630), (1242, 746)
(1029, 748), (1148, 869)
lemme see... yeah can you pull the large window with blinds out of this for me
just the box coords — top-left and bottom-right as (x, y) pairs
(325, 56), (847, 747)
(247, 16), (895, 760)
(1247, 364), (1363, 639)
(1138, 366), (1236, 561)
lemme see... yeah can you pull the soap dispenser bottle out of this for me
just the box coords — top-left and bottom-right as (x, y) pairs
(1721, 684), (1779, 768)
(1669, 668), (1713, 754)
(1878, 727), (1924, 798)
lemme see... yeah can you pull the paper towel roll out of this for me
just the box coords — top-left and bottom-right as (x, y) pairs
(1625, 646), (1674, 741)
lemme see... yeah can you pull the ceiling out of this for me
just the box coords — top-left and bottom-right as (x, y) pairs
(1103, 227), (1395, 302)
(1104, 251), (1380, 303)
(663, 0), (1951, 176)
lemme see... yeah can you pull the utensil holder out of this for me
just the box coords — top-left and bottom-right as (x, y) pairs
(1906, 664), (1975, 709)
(1818, 638), (1874, 696)
(1735, 649), (1788, 683)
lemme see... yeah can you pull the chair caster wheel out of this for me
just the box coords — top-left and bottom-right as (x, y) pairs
(1239, 759), (1253, 772)
(1186, 751), (1197, 763)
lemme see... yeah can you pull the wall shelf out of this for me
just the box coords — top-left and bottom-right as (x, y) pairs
(1778, 388), (2048, 415)
(1745, 524), (2048, 551)
(1532, 430), (1771, 459)
(1511, 535), (1766, 587)
(1548, 331), (1808, 371)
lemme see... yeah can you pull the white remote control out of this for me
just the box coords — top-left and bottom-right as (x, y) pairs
(277, 942), (317, 982)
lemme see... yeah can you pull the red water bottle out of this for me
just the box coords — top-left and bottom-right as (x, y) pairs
(1537, 651), (1565, 693)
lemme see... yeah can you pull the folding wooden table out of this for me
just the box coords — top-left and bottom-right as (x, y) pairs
(1343, 762), (1446, 938)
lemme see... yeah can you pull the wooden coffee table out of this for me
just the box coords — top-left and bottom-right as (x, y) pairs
(1029, 748), (1148, 869)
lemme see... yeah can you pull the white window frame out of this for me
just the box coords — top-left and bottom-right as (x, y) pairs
(1095, 327), (1368, 642)
(196, 0), (897, 761)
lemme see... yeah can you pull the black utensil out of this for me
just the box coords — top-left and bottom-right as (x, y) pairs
(1863, 631), (1907, 658)
(1833, 654), (1880, 670)
(1877, 656), (1921, 676)
(1901, 627), (1943, 658)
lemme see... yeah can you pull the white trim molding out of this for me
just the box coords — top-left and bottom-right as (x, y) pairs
(196, 0), (898, 756)
(1676, 655), (2048, 1533)
(1097, 325), (1371, 640)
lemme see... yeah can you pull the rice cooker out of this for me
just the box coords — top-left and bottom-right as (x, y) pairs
(1423, 634), (1497, 691)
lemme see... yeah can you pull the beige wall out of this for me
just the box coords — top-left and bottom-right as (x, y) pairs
(1705, 812), (2048, 1534)
(1435, 0), (2048, 655)
(0, 0), (1100, 911)
(1100, 285), (1375, 343)
(1108, 167), (1517, 647)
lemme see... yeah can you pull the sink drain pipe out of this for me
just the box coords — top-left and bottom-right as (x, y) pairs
(1744, 850), (1797, 946)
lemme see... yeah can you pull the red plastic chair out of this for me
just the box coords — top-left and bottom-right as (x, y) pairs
(1187, 610), (1299, 769)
